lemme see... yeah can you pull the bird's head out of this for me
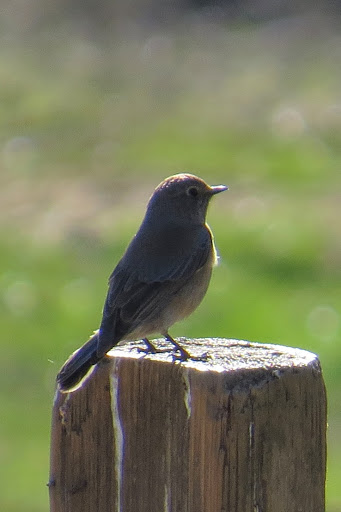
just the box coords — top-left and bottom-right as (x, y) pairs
(147, 173), (228, 225)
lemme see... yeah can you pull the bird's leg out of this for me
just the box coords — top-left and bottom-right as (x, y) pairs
(137, 338), (173, 355)
(165, 333), (210, 362)
(164, 333), (191, 361)
(137, 338), (158, 354)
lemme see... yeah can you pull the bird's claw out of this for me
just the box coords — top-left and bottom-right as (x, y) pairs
(171, 350), (210, 363)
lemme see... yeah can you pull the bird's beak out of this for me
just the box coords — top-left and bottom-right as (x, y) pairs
(210, 184), (228, 195)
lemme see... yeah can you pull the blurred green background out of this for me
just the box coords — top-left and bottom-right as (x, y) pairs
(0, 2), (340, 511)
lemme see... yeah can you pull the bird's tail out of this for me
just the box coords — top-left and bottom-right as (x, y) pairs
(57, 332), (100, 392)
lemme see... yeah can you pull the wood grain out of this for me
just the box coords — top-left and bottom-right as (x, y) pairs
(49, 338), (326, 512)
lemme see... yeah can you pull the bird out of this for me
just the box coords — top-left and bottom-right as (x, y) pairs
(57, 173), (227, 392)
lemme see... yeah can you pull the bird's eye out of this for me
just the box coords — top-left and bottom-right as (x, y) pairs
(187, 186), (199, 197)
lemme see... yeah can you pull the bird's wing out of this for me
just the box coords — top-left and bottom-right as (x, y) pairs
(96, 226), (212, 357)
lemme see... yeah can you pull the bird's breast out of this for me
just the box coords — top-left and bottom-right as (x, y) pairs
(160, 250), (215, 330)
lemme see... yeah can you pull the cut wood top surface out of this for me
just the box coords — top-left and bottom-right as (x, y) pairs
(105, 338), (319, 374)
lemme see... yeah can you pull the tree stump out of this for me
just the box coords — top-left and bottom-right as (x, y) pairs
(49, 338), (327, 512)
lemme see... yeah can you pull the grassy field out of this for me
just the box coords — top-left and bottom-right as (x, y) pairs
(1, 15), (341, 511)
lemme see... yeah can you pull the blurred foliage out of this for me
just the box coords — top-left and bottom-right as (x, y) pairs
(0, 7), (341, 512)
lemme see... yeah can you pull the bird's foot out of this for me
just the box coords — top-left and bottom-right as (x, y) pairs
(137, 338), (169, 355)
(165, 334), (210, 362)
(171, 350), (210, 362)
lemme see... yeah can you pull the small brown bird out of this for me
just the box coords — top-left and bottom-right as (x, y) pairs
(57, 173), (227, 391)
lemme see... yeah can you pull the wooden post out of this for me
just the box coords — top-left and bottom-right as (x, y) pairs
(49, 338), (326, 512)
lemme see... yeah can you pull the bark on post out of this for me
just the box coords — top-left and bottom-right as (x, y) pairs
(49, 338), (327, 512)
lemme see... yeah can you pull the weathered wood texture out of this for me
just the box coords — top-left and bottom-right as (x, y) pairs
(49, 338), (326, 512)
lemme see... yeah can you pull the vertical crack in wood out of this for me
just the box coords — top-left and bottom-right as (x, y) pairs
(164, 373), (172, 512)
(109, 360), (124, 512)
(248, 394), (258, 511)
(182, 368), (192, 419)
